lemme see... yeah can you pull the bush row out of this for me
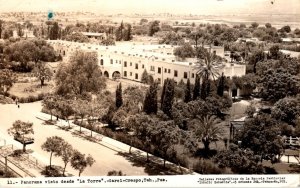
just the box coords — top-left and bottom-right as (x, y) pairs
(2, 92), (46, 103)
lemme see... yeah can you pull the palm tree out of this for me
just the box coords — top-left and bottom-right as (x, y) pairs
(195, 48), (221, 83)
(194, 48), (221, 99)
(195, 115), (224, 152)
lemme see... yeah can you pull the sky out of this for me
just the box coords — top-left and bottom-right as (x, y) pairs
(0, 0), (299, 15)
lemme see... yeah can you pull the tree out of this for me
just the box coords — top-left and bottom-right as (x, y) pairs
(173, 43), (195, 60)
(64, 32), (89, 43)
(217, 72), (225, 97)
(33, 62), (53, 87)
(193, 75), (200, 100)
(236, 114), (284, 161)
(215, 144), (264, 174)
(107, 170), (126, 176)
(49, 22), (60, 40)
(56, 100), (74, 128)
(141, 69), (149, 84)
(0, 20), (3, 39)
(0, 69), (17, 94)
(269, 45), (282, 60)
(280, 25), (291, 33)
(184, 78), (192, 103)
(271, 97), (300, 125)
(259, 68), (299, 102)
(149, 121), (179, 167)
(71, 150), (95, 177)
(73, 99), (89, 133)
(195, 48), (220, 99)
(7, 120), (34, 152)
(55, 50), (106, 95)
(161, 79), (175, 117)
(17, 24), (24, 37)
(143, 82), (158, 114)
(41, 136), (64, 168)
(115, 21), (124, 41)
(148, 20), (160, 36)
(265, 23), (272, 28)
(248, 50), (265, 73)
(123, 24), (132, 41)
(251, 22), (259, 29)
(42, 94), (58, 121)
(115, 83), (123, 108)
(194, 115), (224, 152)
(61, 142), (74, 176)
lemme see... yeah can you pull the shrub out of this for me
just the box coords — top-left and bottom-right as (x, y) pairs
(193, 159), (223, 174)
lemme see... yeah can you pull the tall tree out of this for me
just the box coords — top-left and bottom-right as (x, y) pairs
(49, 22), (60, 40)
(7, 120), (34, 152)
(195, 47), (220, 99)
(161, 79), (175, 117)
(33, 62), (53, 87)
(0, 19), (3, 39)
(184, 78), (192, 103)
(61, 141), (74, 176)
(71, 150), (95, 177)
(123, 24), (132, 41)
(41, 136), (64, 168)
(193, 75), (200, 100)
(143, 82), (158, 114)
(115, 83), (123, 108)
(217, 72), (225, 97)
(148, 20), (160, 36)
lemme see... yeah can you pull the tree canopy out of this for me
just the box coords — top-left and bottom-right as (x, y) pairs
(55, 50), (106, 95)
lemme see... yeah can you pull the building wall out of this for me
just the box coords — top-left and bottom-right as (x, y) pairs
(48, 40), (246, 86)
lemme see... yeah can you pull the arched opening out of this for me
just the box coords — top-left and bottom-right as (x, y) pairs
(104, 71), (109, 78)
(112, 71), (121, 80)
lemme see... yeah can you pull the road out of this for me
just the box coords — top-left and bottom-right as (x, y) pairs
(0, 102), (148, 176)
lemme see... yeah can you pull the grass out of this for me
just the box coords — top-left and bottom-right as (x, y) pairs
(9, 74), (55, 98)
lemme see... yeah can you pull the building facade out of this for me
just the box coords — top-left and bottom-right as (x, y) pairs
(48, 40), (246, 86)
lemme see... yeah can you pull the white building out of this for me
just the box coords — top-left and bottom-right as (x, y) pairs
(48, 40), (246, 86)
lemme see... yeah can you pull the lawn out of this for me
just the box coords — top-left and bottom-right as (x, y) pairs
(8, 73), (55, 98)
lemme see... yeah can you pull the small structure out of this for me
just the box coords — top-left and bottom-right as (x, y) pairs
(81, 32), (106, 40)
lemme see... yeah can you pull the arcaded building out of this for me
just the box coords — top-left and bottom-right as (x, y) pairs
(48, 40), (246, 86)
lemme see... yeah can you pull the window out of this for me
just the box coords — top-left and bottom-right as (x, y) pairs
(100, 59), (104, 65)
(213, 50), (216, 55)
(168, 69), (171, 73)
(135, 73), (138, 79)
(142, 64), (144, 69)
(184, 72), (188, 79)
(119, 61), (121, 64)
(192, 73), (195, 78)
(164, 68), (167, 73)
(135, 63), (138, 69)
(174, 70), (178, 77)
(124, 71), (127, 77)
(130, 62), (132, 66)
(130, 72), (132, 76)
(110, 59), (113, 64)
(124, 61), (127, 67)
(115, 60), (118, 64)
(150, 66), (155, 71)
(158, 67), (161, 74)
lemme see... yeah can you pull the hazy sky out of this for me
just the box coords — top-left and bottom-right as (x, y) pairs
(0, 0), (299, 15)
